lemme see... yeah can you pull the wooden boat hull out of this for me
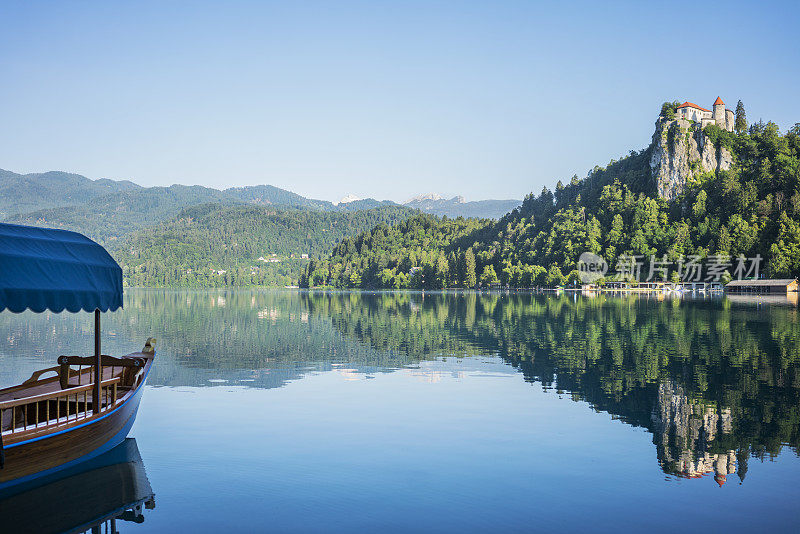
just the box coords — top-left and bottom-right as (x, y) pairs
(0, 438), (155, 533)
(0, 356), (152, 489)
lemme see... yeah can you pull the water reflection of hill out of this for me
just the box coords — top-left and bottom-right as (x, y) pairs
(2, 289), (798, 485)
(304, 291), (800, 485)
(0, 290), (442, 389)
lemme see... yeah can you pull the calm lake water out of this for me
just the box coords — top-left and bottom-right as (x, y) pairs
(1, 289), (799, 532)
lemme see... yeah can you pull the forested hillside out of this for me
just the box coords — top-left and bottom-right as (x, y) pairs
(112, 203), (414, 287)
(224, 184), (335, 210)
(0, 169), (139, 218)
(8, 184), (236, 243)
(307, 113), (800, 289)
(300, 215), (492, 289)
(226, 185), (399, 212)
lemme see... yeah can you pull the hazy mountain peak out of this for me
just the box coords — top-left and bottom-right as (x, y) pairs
(405, 193), (444, 203)
(403, 193), (521, 219)
(337, 194), (362, 205)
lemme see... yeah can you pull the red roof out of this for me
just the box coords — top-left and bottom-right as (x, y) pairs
(714, 96), (725, 106)
(677, 101), (711, 112)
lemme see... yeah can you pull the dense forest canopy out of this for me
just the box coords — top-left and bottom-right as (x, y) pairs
(0, 169), (139, 219)
(307, 110), (800, 289)
(9, 185), (236, 244)
(113, 203), (414, 287)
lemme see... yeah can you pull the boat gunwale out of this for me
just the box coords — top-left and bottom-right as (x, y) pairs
(2, 354), (153, 450)
(0, 376), (122, 410)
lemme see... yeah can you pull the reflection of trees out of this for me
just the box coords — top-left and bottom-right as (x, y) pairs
(307, 291), (800, 484)
(303, 292), (485, 358)
(0, 290), (441, 389)
(3, 289), (799, 483)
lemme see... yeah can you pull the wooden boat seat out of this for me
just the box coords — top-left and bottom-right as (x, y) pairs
(57, 355), (146, 390)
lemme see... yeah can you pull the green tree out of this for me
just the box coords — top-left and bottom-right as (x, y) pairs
(435, 254), (449, 288)
(607, 213), (624, 247)
(521, 265), (546, 287)
(545, 265), (564, 287)
(660, 101), (681, 120)
(393, 272), (409, 289)
(768, 213), (800, 277)
(565, 269), (582, 287)
(692, 190), (707, 219)
(735, 100), (747, 134)
(380, 268), (396, 287)
(311, 268), (327, 287)
(479, 265), (499, 287)
(464, 248), (477, 288)
(717, 226), (732, 254)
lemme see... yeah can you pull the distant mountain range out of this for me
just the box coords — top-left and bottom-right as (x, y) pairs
(1, 169), (520, 242)
(0, 169), (402, 243)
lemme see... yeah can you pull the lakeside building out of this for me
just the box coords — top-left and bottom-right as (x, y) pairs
(675, 97), (734, 131)
(725, 278), (798, 294)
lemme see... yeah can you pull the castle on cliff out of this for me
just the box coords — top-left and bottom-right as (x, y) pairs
(650, 96), (736, 200)
(675, 97), (734, 131)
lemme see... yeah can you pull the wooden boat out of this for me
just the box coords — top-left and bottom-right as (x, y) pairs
(0, 343), (155, 487)
(0, 222), (155, 489)
(0, 438), (156, 533)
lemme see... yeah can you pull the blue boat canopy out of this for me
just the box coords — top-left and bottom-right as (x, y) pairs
(0, 223), (123, 313)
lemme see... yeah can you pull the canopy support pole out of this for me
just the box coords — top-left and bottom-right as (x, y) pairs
(93, 309), (101, 415)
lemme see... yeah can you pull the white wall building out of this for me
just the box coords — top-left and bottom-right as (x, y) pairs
(675, 97), (734, 131)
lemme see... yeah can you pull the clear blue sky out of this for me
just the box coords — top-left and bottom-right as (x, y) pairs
(0, 1), (797, 203)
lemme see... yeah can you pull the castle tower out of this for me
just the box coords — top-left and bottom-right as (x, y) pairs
(713, 96), (726, 128)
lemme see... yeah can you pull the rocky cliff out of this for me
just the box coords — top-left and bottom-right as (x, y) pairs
(649, 118), (734, 200)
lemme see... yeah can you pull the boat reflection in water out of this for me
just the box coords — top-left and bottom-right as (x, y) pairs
(0, 438), (155, 533)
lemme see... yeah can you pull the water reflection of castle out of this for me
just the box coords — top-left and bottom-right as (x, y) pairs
(653, 381), (740, 486)
(4, 290), (798, 488)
